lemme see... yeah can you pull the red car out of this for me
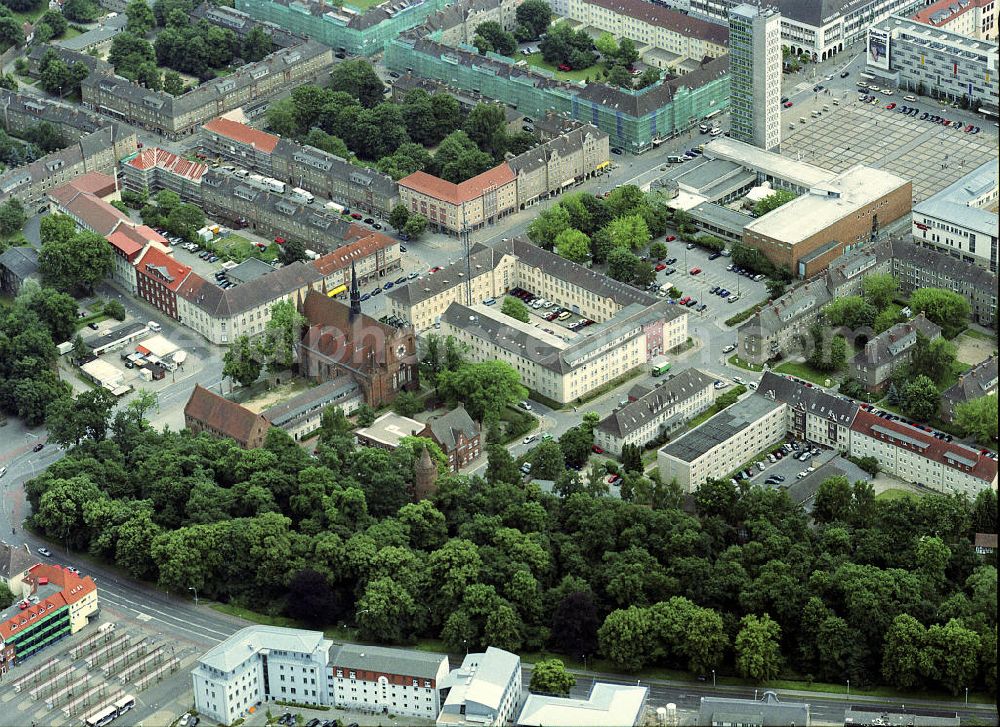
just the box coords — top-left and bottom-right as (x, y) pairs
(690, 267), (702, 275)
(783, 101), (793, 108)
(350, 213), (363, 219)
(666, 235), (676, 242)
(274, 236), (286, 244)
(886, 103), (896, 110)
(655, 263), (666, 271)
(558, 63), (572, 72)
(428, 266), (442, 273)
(678, 296), (691, 305)
(591, 444), (604, 454)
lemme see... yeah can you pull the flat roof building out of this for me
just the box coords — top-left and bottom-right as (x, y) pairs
(438, 647), (521, 727)
(355, 411), (424, 450)
(912, 159), (998, 272)
(516, 683), (648, 727)
(699, 691), (809, 727)
(329, 644), (450, 720)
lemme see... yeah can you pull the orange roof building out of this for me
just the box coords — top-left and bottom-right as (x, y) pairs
(134, 245), (193, 319)
(313, 228), (401, 288)
(184, 384), (272, 448)
(0, 564), (99, 670)
(203, 117), (281, 154)
(398, 163), (516, 233)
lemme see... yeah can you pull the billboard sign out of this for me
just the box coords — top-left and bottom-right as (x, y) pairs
(867, 27), (890, 71)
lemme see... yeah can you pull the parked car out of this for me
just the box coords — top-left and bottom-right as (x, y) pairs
(690, 267), (702, 275)
(523, 435), (536, 444)
(37, 547), (52, 557)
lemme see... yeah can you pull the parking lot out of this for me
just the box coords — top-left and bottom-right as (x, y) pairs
(781, 92), (999, 202)
(653, 243), (770, 319)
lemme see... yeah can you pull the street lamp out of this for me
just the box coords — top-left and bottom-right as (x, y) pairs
(188, 586), (198, 605)
(847, 679), (850, 698)
(712, 669), (716, 687)
(965, 687), (968, 705)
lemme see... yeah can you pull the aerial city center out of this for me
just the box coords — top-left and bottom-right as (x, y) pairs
(0, 0), (996, 724)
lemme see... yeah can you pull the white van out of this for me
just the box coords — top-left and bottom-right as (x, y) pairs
(710, 127), (723, 137)
(148, 321), (162, 332)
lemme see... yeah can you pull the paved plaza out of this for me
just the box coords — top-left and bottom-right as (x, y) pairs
(782, 95), (998, 202)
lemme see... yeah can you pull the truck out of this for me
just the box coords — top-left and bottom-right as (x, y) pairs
(657, 282), (674, 297)
(262, 178), (286, 194)
(291, 187), (314, 204)
(325, 201), (346, 214)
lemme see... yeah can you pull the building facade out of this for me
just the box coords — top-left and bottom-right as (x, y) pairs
(263, 379), (363, 440)
(727, 4), (781, 152)
(398, 165), (518, 234)
(911, 159), (998, 273)
(866, 16), (1000, 113)
(507, 125), (611, 209)
(940, 355), (998, 421)
(595, 368), (715, 454)
(313, 228), (402, 290)
(328, 644), (449, 720)
(850, 314), (942, 393)
(134, 246), (193, 320)
(420, 405), (481, 471)
(438, 648), (521, 727)
(192, 626), (332, 725)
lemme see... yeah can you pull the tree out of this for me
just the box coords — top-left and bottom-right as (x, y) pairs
(909, 288), (971, 338)
(392, 390), (424, 417)
(37, 9), (67, 39)
(464, 103), (508, 159)
(554, 228), (590, 263)
(558, 425), (593, 468)
(0, 198), (28, 237)
(166, 203), (205, 240)
(648, 241), (668, 260)
(223, 335), (262, 387)
(474, 21), (517, 56)
(329, 60), (385, 108)
(922, 619), (981, 695)
(389, 204), (410, 231)
(438, 361), (528, 423)
(633, 261), (655, 288)
(126, 0), (156, 35)
(616, 37), (639, 66)
(242, 25), (272, 62)
(285, 568), (340, 626)
(621, 443), (642, 473)
(636, 67), (660, 89)
(109, 32), (156, 79)
(529, 658), (575, 696)
(607, 248), (639, 283)
(824, 295), (876, 330)
(862, 273), (898, 310)
(39, 229), (113, 294)
(604, 214), (649, 250)
(259, 300), (304, 372)
(595, 32), (618, 58)
(0, 15), (24, 52)
(874, 305), (904, 334)
(909, 333), (956, 386)
(900, 375), (940, 421)
(104, 300), (126, 321)
(604, 64), (631, 88)
(279, 238), (308, 265)
(550, 590), (599, 656)
(882, 614), (926, 689)
(486, 444), (522, 486)
(403, 214), (428, 241)
(813, 476), (852, 524)
(527, 205), (571, 250)
(752, 189), (796, 216)
(530, 440), (565, 479)
(598, 606), (655, 671)
(734, 614), (782, 682)
(62, 0), (99, 21)
(501, 296), (530, 323)
(515, 0), (552, 40)
(954, 394), (998, 445)
(766, 278), (786, 300)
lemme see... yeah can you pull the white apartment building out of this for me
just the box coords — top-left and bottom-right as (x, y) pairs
(728, 4), (781, 152)
(756, 371), (859, 450)
(912, 159), (998, 273)
(191, 626), (332, 725)
(850, 409), (998, 497)
(595, 368), (716, 455)
(437, 647), (522, 727)
(327, 644), (450, 720)
(658, 393), (786, 491)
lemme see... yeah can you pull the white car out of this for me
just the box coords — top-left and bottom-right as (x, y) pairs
(733, 376), (746, 385)
(881, 88), (894, 95)
(523, 435), (536, 445)
(722, 344), (736, 354)
(797, 471), (809, 479)
(519, 400), (532, 411)
(0, 466), (6, 478)
(904, 95), (916, 102)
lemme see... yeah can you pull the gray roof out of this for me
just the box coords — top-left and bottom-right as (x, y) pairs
(387, 242), (507, 308)
(843, 705), (960, 727)
(178, 260), (322, 318)
(598, 368), (715, 438)
(689, 201), (753, 236)
(0, 542), (36, 579)
(914, 162), (997, 238)
(942, 355), (998, 409)
(739, 276), (833, 337)
(329, 643), (447, 679)
(770, 0), (853, 27)
(660, 394), (782, 463)
(757, 370), (859, 426)
(196, 626), (328, 673)
(227, 257), (276, 284)
(853, 313), (941, 369)
(27, 44), (111, 76)
(0, 246), (39, 281)
(699, 691), (810, 727)
(890, 236), (998, 291)
(0, 89), (107, 135)
(425, 404), (479, 450)
(825, 238), (892, 293)
(58, 13), (126, 51)
(272, 138), (398, 199)
(263, 379), (361, 427)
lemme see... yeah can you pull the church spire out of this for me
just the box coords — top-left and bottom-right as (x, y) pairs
(349, 260), (361, 315)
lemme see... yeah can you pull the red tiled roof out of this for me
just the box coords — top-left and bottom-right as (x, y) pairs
(851, 409), (999, 483)
(913, 0), (988, 25)
(126, 148), (207, 181)
(63, 194), (130, 237)
(399, 164), (516, 205)
(107, 225), (167, 261)
(63, 172), (117, 198)
(203, 117), (280, 154)
(313, 231), (395, 276)
(184, 384), (271, 445)
(0, 564), (97, 640)
(135, 245), (192, 292)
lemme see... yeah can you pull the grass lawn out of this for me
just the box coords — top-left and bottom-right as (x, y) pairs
(75, 313), (107, 331)
(727, 354), (763, 372)
(343, 0), (385, 10)
(211, 603), (303, 629)
(877, 488), (916, 502)
(524, 53), (595, 83)
(213, 233), (279, 263)
(774, 360), (836, 386)
(62, 26), (83, 41)
(959, 327), (997, 343)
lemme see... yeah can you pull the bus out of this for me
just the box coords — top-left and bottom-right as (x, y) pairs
(85, 706), (118, 727)
(114, 695), (136, 715)
(704, 109), (722, 120)
(652, 362), (672, 376)
(326, 284), (348, 298)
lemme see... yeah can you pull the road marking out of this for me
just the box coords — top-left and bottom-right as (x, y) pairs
(99, 592), (234, 639)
